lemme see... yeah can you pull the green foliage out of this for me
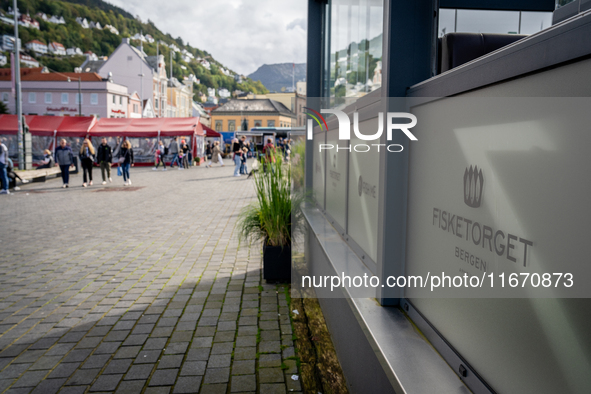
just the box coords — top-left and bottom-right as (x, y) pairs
(238, 153), (304, 248)
(0, 100), (8, 114)
(0, 0), (267, 95)
(290, 139), (305, 192)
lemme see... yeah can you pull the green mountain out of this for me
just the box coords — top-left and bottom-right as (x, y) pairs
(248, 63), (306, 93)
(0, 0), (268, 100)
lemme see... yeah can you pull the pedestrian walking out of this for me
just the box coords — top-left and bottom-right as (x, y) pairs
(117, 140), (134, 186)
(37, 149), (54, 169)
(206, 142), (212, 159)
(231, 138), (242, 177)
(205, 141), (224, 167)
(240, 147), (248, 175)
(79, 139), (95, 187)
(96, 138), (113, 185)
(262, 138), (276, 173)
(154, 140), (167, 171)
(55, 139), (75, 188)
(0, 139), (10, 194)
(181, 140), (190, 169)
(169, 137), (180, 168)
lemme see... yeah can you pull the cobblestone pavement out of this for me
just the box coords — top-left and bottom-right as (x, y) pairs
(0, 163), (300, 394)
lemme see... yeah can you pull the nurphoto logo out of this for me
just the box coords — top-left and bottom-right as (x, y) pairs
(305, 108), (418, 152)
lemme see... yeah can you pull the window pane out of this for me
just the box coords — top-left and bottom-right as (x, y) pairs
(45, 93), (52, 104)
(325, 0), (383, 101)
(29, 93), (36, 103)
(62, 93), (68, 104)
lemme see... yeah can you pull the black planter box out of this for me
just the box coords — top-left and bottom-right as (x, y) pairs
(263, 243), (292, 283)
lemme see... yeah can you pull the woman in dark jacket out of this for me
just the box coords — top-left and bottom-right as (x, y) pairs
(118, 140), (134, 186)
(79, 138), (95, 187)
(54, 139), (75, 188)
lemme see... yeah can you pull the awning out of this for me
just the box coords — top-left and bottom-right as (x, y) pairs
(90, 117), (202, 137)
(202, 123), (221, 137)
(0, 115), (96, 136)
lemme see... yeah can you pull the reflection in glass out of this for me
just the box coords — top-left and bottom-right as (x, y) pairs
(324, 0), (383, 102)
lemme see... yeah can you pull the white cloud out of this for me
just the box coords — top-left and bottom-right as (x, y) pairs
(107, 0), (308, 75)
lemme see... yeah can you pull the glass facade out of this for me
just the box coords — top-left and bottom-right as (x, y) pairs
(323, 0), (383, 102)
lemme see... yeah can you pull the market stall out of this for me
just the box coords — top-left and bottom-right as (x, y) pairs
(89, 117), (204, 165)
(0, 115), (96, 164)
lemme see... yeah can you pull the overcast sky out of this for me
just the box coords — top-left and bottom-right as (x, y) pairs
(107, 0), (308, 76)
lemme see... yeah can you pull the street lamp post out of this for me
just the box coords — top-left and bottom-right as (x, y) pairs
(12, 0), (23, 169)
(78, 77), (81, 116)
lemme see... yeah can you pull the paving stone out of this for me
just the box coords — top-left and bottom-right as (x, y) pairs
(157, 355), (183, 369)
(144, 387), (171, 394)
(149, 369), (178, 386)
(115, 380), (145, 394)
(81, 354), (111, 369)
(103, 359), (133, 375)
(190, 337), (212, 348)
(31, 378), (68, 394)
(230, 375), (256, 392)
(67, 368), (101, 386)
(114, 346), (141, 359)
(89, 374), (123, 392)
(233, 347), (256, 361)
(13, 370), (47, 387)
(259, 354), (282, 368)
(259, 341), (281, 354)
(185, 348), (210, 361)
(285, 373), (302, 392)
(199, 384), (227, 394)
(259, 383), (287, 394)
(203, 368), (230, 384)
(231, 360), (255, 376)
(124, 364), (154, 380)
(208, 354), (232, 368)
(172, 376), (202, 393)
(259, 368), (284, 383)
(213, 331), (235, 343)
(163, 342), (188, 355)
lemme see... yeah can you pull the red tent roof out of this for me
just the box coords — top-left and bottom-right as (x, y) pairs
(90, 117), (202, 137)
(0, 115), (96, 136)
(0, 116), (201, 138)
(202, 123), (221, 137)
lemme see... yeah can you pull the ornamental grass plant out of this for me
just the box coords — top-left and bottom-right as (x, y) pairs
(238, 152), (305, 248)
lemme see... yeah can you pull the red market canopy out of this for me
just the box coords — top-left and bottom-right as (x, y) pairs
(0, 115), (202, 138)
(90, 117), (202, 137)
(0, 115), (96, 136)
(202, 123), (221, 137)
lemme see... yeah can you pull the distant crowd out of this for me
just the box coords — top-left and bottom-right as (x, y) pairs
(0, 136), (292, 193)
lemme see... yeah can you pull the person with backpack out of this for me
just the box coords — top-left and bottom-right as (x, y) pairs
(0, 139), (9, 194)
(55, 139), (75, 188)
(117, 140), (134, 186)
(96, 138), (113, 185)
(79, 138), (96, 187)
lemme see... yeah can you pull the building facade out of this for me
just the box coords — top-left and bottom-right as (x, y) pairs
(211, 99), (295, 132)
(303, 1), (589, 394)
(0, 68), (129, 118)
